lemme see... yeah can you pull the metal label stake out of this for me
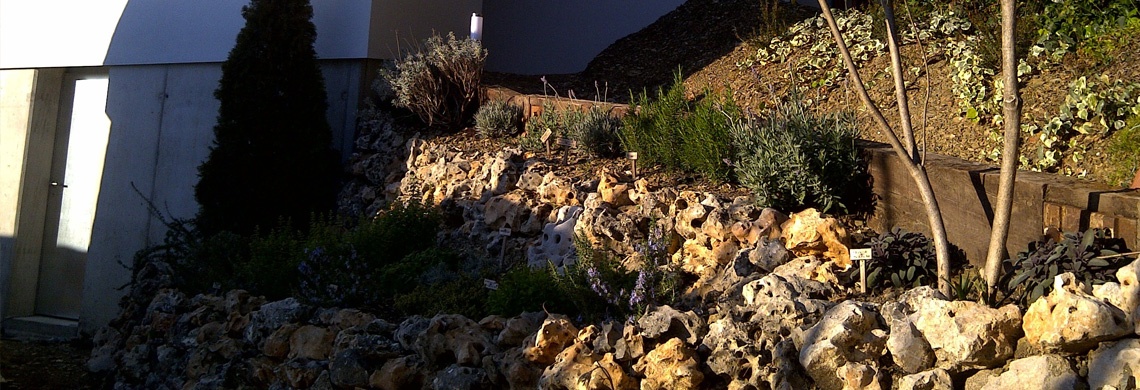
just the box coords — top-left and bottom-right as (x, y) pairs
(499, 227), (512, 267)
(556, 137), (576, 166)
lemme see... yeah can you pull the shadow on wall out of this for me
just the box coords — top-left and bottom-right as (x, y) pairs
(1, 236), (12, 320)
(481, 0), (686, 75)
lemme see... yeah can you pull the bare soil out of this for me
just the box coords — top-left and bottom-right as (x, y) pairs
(485, 0), (1140, 186)
(0, 339), (92, 390)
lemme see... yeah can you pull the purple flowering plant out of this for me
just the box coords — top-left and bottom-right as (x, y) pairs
(570, 221), (682, 320)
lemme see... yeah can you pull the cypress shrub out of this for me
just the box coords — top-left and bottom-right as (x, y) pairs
(195, 0), (340, 236)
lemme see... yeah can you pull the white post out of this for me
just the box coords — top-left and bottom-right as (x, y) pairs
(470, 13), (484, 41)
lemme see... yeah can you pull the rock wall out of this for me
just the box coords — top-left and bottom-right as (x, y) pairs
(90, 128), (1140, 390)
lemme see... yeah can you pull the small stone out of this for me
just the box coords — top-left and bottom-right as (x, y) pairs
(637, 305), (706, 345)
(898, 368), (953, 390)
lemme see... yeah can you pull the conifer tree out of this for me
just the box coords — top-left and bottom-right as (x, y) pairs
(195, 0), (340, 236)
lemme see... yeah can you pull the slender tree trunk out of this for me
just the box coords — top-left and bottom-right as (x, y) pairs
(816, 0), (953, 296)
(984, 0), (1022, 296)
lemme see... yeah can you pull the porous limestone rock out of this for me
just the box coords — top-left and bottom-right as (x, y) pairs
(1093, 257), (1140, 335)
(1087, 338), (1140, 390)
(897, 368), (953, 390)
(537, 172), (578, 206)
(288, 325), (334, 360)
(637, 305), (706, 346)
(780, 208), (852, 271)
(963, 355), (1080, 390)
(496, 312), (545, 348)
(370, 356), (426, 390)
(415, 314), (498, 367)
(263, 323), (299, 358)
(798, 301), (888, 390)
(526, 315), (579, 365)
(673, 191), (711, 240)
(431, 364), (491, 390)
(887, 318), (936, 374)
(1023, 273), (1130, 353)
(908, 295), (1022, 371)
(634, 338), (704, 390)
(538, 343), (637, 390)
(836, 361), (884, 390)
(484, 191), (532, 232)
(527, 205), (583, 270)
(598, 169), (635, 207)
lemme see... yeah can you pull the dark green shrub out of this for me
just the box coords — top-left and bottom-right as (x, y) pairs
(475, 100), (523, 138)
(394, 275), (488, 319)
(621, 72), (740, 183)
(382, 33), (486, 130)
(295, 200), (443, 308)
(571, 107), (624, 158)
(195, 0), (340, 236)
(995, 228), (1133, 307)
(486, 266), (576, 317)
(730, 97), (868, 213)
(866, 228), (938, 290)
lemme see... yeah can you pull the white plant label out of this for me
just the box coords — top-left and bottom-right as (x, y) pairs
(627, 152), (639, 160)
(850, 248), (872, 260)
(483, 279), (499, 290)
(541, 129), (552, 143)
(499, 228), (512, 236)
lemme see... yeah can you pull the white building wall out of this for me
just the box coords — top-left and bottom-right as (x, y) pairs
(80, 61), (362, 332)
(481, 0), (685, 75)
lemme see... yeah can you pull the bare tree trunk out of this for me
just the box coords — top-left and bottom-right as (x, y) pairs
(816, 0), (953, 296)
(984, 0), (1022, 296)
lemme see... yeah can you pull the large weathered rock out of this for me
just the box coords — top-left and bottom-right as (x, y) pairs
(244, 298), (309, 346)
(538, 343), (637, 390)
(1088, 338), (1140, 390)
(637, 305), (706, 346)
(963, 355), (1080, 390)
(328, 349), (368, 388)
(416, 314), (497, 367)
(431, 364), (491, 390)
(909, 296), (1022, 371)
(898, 368), (953, 390)
(525, 315), (579, 365)
(537, 172), (578, 207)
(527, 206), (583, 270)
(615, 321), (646, 362)
(798, 301), (888, 390)
(1023, 273), (1130, 353)
(484, 192), (532, 232)
(288, 325), (334, 360)
(496, 312), (545, 348)
(742, 273), (833, 305)
(598, 169), (635, 207)
(263, 323), (298, 358)
(1093, 257), (1140, 335)
(888, 319), (936, 374)
(780, 208), (852, 271)
(370, 355), (426, 390)
(673, 191), (711, 240)
(634, 338), (703, 390)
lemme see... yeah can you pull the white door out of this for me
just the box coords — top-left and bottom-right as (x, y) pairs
(34, 71), (111, 319)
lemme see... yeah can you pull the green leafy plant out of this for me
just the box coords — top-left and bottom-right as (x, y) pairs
(1029, 0), (1140, 63)
(570, 106), (624, 158)
(994, 228), (1132, 307)
(382, 32), (486, 130)
(394, 275), (489, 319)
(475, 100), (523, 138)
(620, 71), (740, 183)
(730, 97), (868, 213)
(866, 228), (938, 290)
(195, 0), (341, 236)
(1106, 115), (1140, 186)
(485, 265), (576, 316)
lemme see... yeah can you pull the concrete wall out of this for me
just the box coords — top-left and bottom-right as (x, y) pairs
(76, 60), (363, 332)
(481, 0), (685, 75)
(866, 141), (1140, 267)
(2, 0), (478, 69)
(367, 0), (482, 59)
(0, 70), (37, 321)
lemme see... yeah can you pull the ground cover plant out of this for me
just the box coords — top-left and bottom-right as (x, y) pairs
(620, 72), (741, 184)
